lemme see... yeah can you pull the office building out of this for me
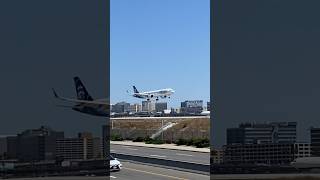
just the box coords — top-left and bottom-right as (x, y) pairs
(0, 136), (7, 158)
(110, 104), (113, 112)
(129, 103), (142, 113)
(207, 102), (211, 111)
(173, 108), (180, 114)
(294, 143), (311, 159)
(16, 126), (64, 162)
(92, 137), (102, 159)
(78, 132), (102, 159)
(311, 127), (320, 156)
(112, 102), (130, 113)
(223, 143), (295, 165)
(6, 136), (17, 159)
(155, 102), (167, 113)
(142, 101), (155, 112)
(142, 101), (148, 111)
(56, 138), (86, 160)
(180, 100), (203, 114)
(102, 125), (108, 158)
(227, 122), (297, 145)
(0, 135), (17, 160)
(56, 132), (102, 160)
(211, 149), (224, 164)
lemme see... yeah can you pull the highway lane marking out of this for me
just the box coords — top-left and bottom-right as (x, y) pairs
(110, 149), (115, 152)
(176, 153), (193, 157)
(126, 148), (138, 151)
(149, 154), (167, 158)
(124, 167), (189, 180)
(110, 175), (117, 178)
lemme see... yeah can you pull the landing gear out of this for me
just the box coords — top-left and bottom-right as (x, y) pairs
(147, 98), (150, 101)
(156, 98), (159, 101)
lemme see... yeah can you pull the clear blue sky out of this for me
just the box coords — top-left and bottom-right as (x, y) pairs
(110, 0), (210, 108)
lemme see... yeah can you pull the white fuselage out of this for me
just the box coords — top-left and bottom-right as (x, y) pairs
(133, 88), (174, 100)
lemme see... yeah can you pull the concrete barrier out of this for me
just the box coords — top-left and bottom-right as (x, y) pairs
(113, 153), (210, 174)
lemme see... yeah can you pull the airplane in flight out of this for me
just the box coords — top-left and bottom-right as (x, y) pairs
(131, 86), (175, 101)
(52, 77), (109, 117)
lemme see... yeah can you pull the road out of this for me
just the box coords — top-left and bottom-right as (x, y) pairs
(111, 144), (209, 165)
(6, 162), (209, 180)
(210, 174), (320, 179)
(111, 161), (209, 180)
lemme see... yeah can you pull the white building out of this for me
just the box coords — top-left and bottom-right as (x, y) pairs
(129, 103), (142, 113)
(142, 101), (155, 112)
(294, 143), (311, 159)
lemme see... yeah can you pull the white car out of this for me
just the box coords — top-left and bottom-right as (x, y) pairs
(110, 155), (122, 171)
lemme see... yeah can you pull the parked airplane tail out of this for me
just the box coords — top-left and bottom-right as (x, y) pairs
(133, 86), (139, 93)
(74, 77), (93, 101)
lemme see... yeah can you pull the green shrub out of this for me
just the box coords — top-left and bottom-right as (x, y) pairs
(144, 137), (164, 144)
(151, 139), (165, 144)
(132, 137), (144, 142)
(186, 139), (194, 146)
(144, 136), (152, 142)
(111, 134), (123, 141)
(175, 138), (209, 148)
(176, 139), (188, 146)
(193, 138), (210, 148)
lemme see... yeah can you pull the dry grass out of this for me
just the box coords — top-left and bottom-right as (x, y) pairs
(111, 117), (210, 141)
(165, 118), (210, 141)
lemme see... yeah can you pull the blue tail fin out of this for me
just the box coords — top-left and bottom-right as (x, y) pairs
(74, 77), (93, 101)
(133, 86), (139, 93)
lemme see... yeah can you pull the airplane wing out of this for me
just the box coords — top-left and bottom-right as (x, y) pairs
(52, 88), (109, 105)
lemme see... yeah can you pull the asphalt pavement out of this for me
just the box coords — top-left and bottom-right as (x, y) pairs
(111, 161), (209, 180)
(7, 161), (209, 180)
(111, 144), (210, 165)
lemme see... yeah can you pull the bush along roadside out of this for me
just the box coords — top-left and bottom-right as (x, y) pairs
(111, 135), (209, 148)
(144, 136), (165, 144)
(175, 138), (210, 148)
(111, 134), (124, 141)
(132, 136), (144, 142)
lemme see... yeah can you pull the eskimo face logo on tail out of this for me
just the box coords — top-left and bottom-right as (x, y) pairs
(74, 77), (93, 101)
(77, 86), (86, 99)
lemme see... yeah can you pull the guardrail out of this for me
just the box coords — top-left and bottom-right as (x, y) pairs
(113, 153), (210, 174)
